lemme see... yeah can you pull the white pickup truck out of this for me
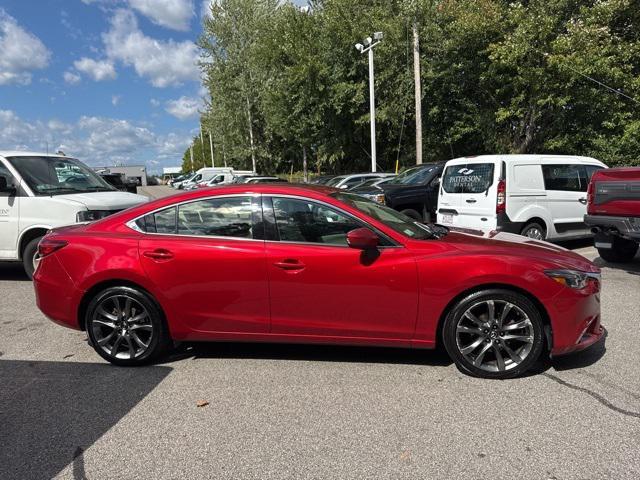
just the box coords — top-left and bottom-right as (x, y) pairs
(0, 151), (148, 278)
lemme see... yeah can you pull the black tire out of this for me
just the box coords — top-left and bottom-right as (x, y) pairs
(423, 210), (432, 224)
(22, 236), (43, 280)
(442, 289), (545, 379)
(520, 222), (546, 241)
(85, 286), (171, 366)
(401, 208), (422, 222)
(597, 237), (639, 263)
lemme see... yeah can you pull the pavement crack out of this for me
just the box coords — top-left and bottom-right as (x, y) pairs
(543, 372), (640, 419)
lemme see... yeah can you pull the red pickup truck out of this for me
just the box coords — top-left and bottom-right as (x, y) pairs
(584, 167), (640, 263)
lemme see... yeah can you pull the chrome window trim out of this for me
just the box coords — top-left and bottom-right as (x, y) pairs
(125, 193), (263, 243)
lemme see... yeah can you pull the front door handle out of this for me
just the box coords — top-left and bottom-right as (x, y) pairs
(274, 259), (305, 271)
(578, 197), (587, 204)
(143, 249), (174, 261)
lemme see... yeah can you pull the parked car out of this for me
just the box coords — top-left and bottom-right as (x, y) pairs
(437, 155), (606, 241)
(0, 151), (148, 278)
(244, 176), (288, 184)
(169, 173), (192, 188)
(98, 171), (138, 194)
(325, 173), (394, 190)
(584, 167), (640, 263)
(308, 175), (336, 185)
(349, 177), (395, 202)
(34, 184), (603, 379)
(382, 163), (444, 222)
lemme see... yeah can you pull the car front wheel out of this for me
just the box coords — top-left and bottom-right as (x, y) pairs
(85, 286), (171, 366)
(442, 289), (545, 379)
(597, 237), (638, 263)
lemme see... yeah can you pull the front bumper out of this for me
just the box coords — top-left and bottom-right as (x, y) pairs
(584, 214), (640, 240)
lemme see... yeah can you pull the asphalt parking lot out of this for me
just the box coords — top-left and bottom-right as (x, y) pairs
(1, 187), (639, 480)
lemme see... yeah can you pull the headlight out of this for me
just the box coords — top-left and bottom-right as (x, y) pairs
(544, 269), (601, 290)
(76, 210), (113, 222)
(373, 193), (385, 204)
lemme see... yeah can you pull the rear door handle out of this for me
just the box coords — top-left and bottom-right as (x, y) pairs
(274, 259), (305, 271)
(466, 199), (477, 204)
(578, 197), (587, 204)
(143, 249), (174, 261)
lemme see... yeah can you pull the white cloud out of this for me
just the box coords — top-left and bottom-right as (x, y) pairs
(103, 9), (199, 87)
(112, 94), (122, 106)
(0, 109), (190, 169)
(128, 0), (194, 31)
(150, 98), (160, 107)
(201, 0), (213, 19)
(63, 71), (81, 85)
(0, 9), (50, 85)
(165, 96), (201, 120)
(73, 57), (117, 81)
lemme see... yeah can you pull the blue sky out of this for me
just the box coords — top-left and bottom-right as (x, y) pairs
(0, 0), (230, 174)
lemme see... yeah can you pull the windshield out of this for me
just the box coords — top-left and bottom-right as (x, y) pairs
(331, 192), (447, 240)
(387, 166), (435, 185)
(7, 156), (115, 196)
(325, 176), (347, 187)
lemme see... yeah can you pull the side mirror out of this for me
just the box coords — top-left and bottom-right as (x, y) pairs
(347, 227), (379, 250)
(0, 175), (16, 195)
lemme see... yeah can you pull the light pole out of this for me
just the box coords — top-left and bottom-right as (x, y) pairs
(356, 31), (383, 173)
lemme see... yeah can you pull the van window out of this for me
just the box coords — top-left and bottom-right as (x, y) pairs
(542, 165), (592, 192)
(442, 163), (495, 194)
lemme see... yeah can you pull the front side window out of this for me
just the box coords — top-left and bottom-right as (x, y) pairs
(442, 163), (495, 194)
(7, 156), (115, 196)
(387, 166), (435, 185)
(542, 165), (589, 192)
(272, 197), (364, 246)
(0, 163), (17, 196)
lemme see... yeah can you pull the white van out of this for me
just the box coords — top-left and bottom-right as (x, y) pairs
(0, 152), (148, 278)
(436, 155), (607, 241)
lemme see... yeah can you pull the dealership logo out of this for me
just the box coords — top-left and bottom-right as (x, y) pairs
(458, 168), (475, 175)
(0, 208), (8, 217)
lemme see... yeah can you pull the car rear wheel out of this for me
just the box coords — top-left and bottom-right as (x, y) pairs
(442, 289), (545, 379)
(22, 236), (43, 280)
(521, 222), (546, 241)
(597, 237), (639, 263)
(86, 286), (171, 366)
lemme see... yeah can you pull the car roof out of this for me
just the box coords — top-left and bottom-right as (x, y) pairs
(444, 154), (604, 165)
(0, 151), (71, 159)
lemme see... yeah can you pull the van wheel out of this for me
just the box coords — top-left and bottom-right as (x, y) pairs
(401, 209), (422, 222)
(597, 237), (638, 263)
(22, 236), (43, 280)
(521, 222), (546, 241)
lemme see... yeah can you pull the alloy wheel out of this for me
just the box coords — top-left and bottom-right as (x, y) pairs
(455, 299), (534, 373)
(91, 294), (154, 360)
(523, 227), (544, 240)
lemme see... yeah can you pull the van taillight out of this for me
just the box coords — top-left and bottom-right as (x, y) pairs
(38, 239), (68, 258)
(496, 179), (506, 214)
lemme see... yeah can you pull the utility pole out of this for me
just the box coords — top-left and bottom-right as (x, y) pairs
(246, 96), (257, 173)
(413, 20), (423, 165)
(209, 131), (214, 167)
(189, 144), (194, 172)
(356, 32), (383, 173)
(303, 146), (308, 183)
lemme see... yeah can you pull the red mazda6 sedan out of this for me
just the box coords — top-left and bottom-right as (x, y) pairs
(34, 185), (603, 379)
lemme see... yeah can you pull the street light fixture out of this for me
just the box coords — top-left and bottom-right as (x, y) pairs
(355, 31), (383, 172)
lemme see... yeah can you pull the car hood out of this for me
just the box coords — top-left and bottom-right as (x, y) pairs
(416, 230), (598, 273)
(53, 191), (149, 210)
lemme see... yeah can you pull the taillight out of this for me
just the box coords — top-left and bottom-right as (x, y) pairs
(37, 239), (68, 258)
(496, 179), (506, 214)
(586, 181), (595, 214)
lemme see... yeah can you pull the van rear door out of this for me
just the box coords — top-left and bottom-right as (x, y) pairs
(438, 159), (499, 232)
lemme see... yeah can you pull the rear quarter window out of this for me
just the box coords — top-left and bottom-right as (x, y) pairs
(442, 163), (495, 194)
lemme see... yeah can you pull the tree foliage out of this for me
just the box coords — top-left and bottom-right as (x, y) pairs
(187, 0), (640, 173)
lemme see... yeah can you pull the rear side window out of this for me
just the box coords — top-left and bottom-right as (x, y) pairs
(442, 163), (495, 193)
(139, 207), (177, 234)
(177, 197), (255, 238)
(542, 165), (592, 192)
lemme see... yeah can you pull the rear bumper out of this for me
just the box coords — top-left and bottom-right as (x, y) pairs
(33, 254), (82, 330)
(584, 214), (640, 240)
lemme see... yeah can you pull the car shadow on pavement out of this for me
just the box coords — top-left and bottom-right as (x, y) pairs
(167, 341), (454, 367)
(0, 360), (171, 480)
(0, 263), (29, 282)
(592, 255), (640, 275)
